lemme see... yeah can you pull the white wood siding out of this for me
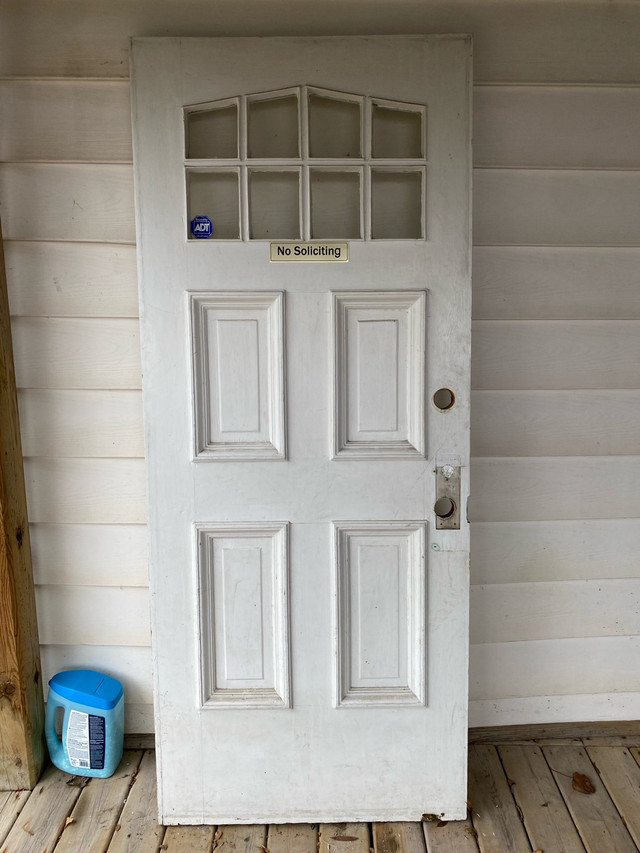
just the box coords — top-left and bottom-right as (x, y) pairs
(2, 1), (639, 732)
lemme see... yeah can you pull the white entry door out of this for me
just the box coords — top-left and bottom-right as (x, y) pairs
(131, 36), (472, 824)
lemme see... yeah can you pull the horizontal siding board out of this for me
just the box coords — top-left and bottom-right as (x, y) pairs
(1, 4), (640, 82)
(472, 320), (640, 390)
(470, 579), (640, 645)
(471, 390), (640, 457)
(474, 86), (640, 169)
(471, 519), (640, 585)
(0, 79), (133, 162)
(470, 694), (640, 728)
(41, 644), (153, 703)
(30, 523), (148, 586)
(36, 585), (151, 645)
(470, 456), (640, 523)
(5, 241), (139, 318)
(469, 636), (640, 701)
(12, 317), (142, 389)
(19, 389), (144, 457)
(473, 170), (640, 246)
(24, 458), (147, 523)
(124, 702), (154, 733)
(0, 163), (135, 242)
(472, 246), (640, 320)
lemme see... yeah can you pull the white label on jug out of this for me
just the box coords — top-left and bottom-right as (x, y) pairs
(67, 709), (91, 768)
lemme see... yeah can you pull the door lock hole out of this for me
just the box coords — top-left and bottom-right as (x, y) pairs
(433, 388), (455, 411)
(434, 496), (456, 519)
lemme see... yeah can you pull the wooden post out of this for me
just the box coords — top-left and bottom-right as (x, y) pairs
(0, 221), (45, 788)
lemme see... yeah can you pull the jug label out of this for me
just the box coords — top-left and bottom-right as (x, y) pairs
(67, 709), (91, 769)
(89, 714), (106, 769)
(66, 711), (106, 769)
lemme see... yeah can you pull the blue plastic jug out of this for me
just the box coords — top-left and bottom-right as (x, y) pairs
(45, 669), (124, 778)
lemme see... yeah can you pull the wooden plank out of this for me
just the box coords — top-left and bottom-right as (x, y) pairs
(471, 721), (640, 745)
(471, 519), (640, 585)
(0, 80), (133, 163)
(30, 523), (148, 587)
(471, 390), (640, 457)
(474, 169), (640, 247)
(543, 744), (637, 853)
(267, 824), (318, 853)
(467, 745), (530, 853)
(54, 750), (143, 853)
(472, 246), (640, 321)
(5, 242), (139, 319)
(585, 746), (640, 848)
(107, 750), (164, 853)
(0, 225), (45, 789)
(470, 457), (640, 523)
(0, 763), (81, 852)
(0, 790), (30, 845)
(41, 644), (154, 705)
(35, 585), (151, 646)
(319, 824), (370, 853)
(469, 636), (640, 702)
(23, 458), (147, 524)
(162, 825), (215, 852)
(472, 320), (640, 391)
(422, 817), (480, 852)
(498, 744), (585, 853)
(470, 579), (640, 645)
(214, 825), (267, 853)
(583, 736), (640, 747)
(18, 390), (145, 458)
(0, 164), (135, 243)
(474, 86), (640, 169)
(2, 2), (640, 82)
(12, 318), (142, 390)
(373, 822), (425, 853)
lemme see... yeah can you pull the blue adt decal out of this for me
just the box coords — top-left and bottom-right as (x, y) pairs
(190, 215), (213, 239)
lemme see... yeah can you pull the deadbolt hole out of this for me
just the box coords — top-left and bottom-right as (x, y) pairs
(434, 496), (456, 519)
(433, 388), (455, 411)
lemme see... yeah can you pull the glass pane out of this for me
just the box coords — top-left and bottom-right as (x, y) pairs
(310, 170), (361, 239)
(372, 105), (423, 159)
(371, 170), (423, 239)
(308, 94), (361, 158)
(248, 95), (299, 158)
(187, 104), (238, 159)
(188, 171), (239, 240)
(249, 171), (300, 239)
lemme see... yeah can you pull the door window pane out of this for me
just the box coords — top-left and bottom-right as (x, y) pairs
(308, 94), (361, 158)
(248, 95), (299, 158)
(187, 104), (238, 159)
(188, 171), (240, 239)
(372, 104), (423, 159)
(310, 170), (361, 239)
(249, 170), (300, 239)
(371, 170), (423, 239)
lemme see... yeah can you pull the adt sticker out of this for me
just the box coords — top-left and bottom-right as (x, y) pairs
(190, 215), (213, 239)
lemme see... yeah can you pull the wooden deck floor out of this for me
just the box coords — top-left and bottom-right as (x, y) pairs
(1, 737), (640, 852)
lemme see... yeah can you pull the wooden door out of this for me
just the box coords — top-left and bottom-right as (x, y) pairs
(131, 35), (472, 824)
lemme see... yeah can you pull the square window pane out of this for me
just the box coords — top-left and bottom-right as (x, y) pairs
(249, 171), (300, 239)
(311, 170), (361, 239)
(248, 96), (299, 158)
(187, 104), (238, 159)
(372, 105), (423, 159)
(309, 94), (361, 158)
(188, 171), (239, 240)
(371, 170), (423, 239)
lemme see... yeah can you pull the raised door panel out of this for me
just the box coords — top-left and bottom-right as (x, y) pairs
(334, 521), (426, 707)
(196, 522), (290, 708)
(189, 292), (285, 459)
(332, 291), (426, 459)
